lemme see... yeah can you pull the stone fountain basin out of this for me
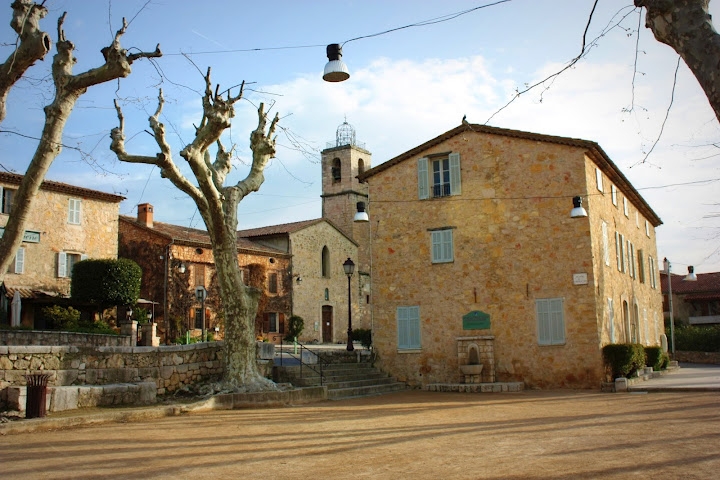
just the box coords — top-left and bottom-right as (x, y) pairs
(459, 364), (483, 375)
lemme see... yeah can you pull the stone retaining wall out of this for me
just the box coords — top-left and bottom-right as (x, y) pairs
(0, 330), (132, 347)
(0, 342), (224, 408)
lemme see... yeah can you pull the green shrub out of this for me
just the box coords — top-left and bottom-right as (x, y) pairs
(352, 328), (372, 349)
(644, 346), (668, 371)
(71, 258), (142, 308)
(42, 305), (80, 331)
(672, 324), (720, 352)
(284, 315), (304, 342)
(602, 343), (645, 379)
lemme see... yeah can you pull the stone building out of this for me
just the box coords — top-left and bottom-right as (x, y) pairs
(357, 123), (664, 389)
(238, 219), (360, 344)
(0, 172), (124, 328)
(662, 270), (720, 325)
(119, 204), (291, 344)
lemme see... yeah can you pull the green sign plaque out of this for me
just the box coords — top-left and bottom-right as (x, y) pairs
(462, 310), (490, 330)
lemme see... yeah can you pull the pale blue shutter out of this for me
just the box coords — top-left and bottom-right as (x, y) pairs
(57, 252), (67, 278)
(14, 247), (24, 274)
(549, 298), (565, 344)
(442, 229), (453, 261)
(449, 152), (461, 195)
(398, 306), (420, 349)
(537, 300), (551, 345)
(418, 158), (429, 199)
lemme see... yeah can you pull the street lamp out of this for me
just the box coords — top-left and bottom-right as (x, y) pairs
(195, 285), (207, 342)
(663, 258), (675, 356)
(343, 257), (355, 351)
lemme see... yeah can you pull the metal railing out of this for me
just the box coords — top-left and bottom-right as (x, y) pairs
(272, 336), (329, 386)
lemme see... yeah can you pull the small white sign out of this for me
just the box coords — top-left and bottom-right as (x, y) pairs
(573, 273), (588, 285)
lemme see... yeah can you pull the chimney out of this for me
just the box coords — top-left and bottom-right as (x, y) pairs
(138, 203), (154, 228)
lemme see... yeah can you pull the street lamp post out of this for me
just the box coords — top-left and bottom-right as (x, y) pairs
(663, 258), (675, 357)
(343, 258), (355, 351)
(195, 286), (207, 342)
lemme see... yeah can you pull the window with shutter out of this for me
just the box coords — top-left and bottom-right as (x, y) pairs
(418, 153), (461, 199)
(431, 229), (454, 263)
(68, 198), (81, 224)
(536, 298), (565, 345)
(397, 306), (421, 350)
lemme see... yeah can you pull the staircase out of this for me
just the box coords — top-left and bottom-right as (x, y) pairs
(276, 361), (407, 400)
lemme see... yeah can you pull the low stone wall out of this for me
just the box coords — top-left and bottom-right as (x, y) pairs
(0, 342), (223, 409)
(0, 330), (132, 347)
(675, 351), (720, 365)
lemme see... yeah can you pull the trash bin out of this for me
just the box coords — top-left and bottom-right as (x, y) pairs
(25, 373), (51, 419)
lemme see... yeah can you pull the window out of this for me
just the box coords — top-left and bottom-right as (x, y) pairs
(637, 250), (646, 283)
(194, 264), (205, 287)
(649, 256), (657, 289)
(595, 168), (603, 192)
(267, 312), (279, 333)
(601, 221), (610, 266)
(615, 232), (625, 272)
(431, 229), (454, 263)
(397, 306), (420, 350)
(268, 272), (278, 294)
(645, 220), (650, 237)
(358, 158), (365, 176)
(1, 187), (15, 214)
(627, 240), (635, 279)
(57, 252), (87, 278)
(418, 153), (461, 199)
(194, 308), (203, 329)
(68, 198), (81, 224)
(611, 184), (617, 206)
(331, 158), (341, 183)
(623, 197), (629, 217)
(635, 211), (640, 228)
(8, 247), (24, 274)
(321, 246), (330, 277)
(536, 298), (565, 345)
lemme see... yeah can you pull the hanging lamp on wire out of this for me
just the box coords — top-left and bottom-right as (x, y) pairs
(323, 44), (350, 82)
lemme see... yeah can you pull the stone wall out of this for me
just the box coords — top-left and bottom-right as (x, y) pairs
(674, 351), (720, 364)
(0, 330), (132, 347)
(0, 342), (223, 408)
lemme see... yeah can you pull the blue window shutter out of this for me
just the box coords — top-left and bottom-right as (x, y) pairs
(398, 306), (420, 349)
(57, 252), (67, 278)
(418, 157), (429, 199)
(449, 152), (461, 195)
(443, 229), (453, 261)
(537, 300), (550, 345)
(550, 298), (565, 344)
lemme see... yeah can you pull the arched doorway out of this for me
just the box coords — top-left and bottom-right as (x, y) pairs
(322, 305), (333, 343)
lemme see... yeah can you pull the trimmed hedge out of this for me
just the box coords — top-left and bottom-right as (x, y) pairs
(352, 328), (372, 349)
(673, 324), (720, 353)
(602, 343), (646, 379)
(644, 346), (669, 371)
(71, 258), (142, 308)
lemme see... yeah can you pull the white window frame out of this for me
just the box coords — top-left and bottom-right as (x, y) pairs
(431, 229), (454, 263)
(611, 184), (617, 206)
(536, 298), (565, 346)
(57, 251), (87, 278)
(418, 153), (461, 199)
(11, 247), (25, 274)
(623, 197), (629, 217)
(397, 306), (421, 350)
(68, 198), (81, 225)
(601, 221), (610, 266)
(595, 168), (603, 192)
(645, 220), (650, 238)
(0, 186), (15, 215)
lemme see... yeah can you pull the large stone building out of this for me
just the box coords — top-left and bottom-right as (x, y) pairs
(357, 123), (664, 388)
(0, 172), (124, 328)
(119, 204), (292, 344)
(238, 219), (360, 344)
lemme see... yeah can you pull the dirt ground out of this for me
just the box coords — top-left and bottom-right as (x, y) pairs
(1, 390), (719, 479)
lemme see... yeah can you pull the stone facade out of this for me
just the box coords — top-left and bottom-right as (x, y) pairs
(238, 219), (362, 344)
(358, 124), (663, 389)
(0, 172), (123, 327)
(0, 330), (131, 347)
(119, 205), (292, 344)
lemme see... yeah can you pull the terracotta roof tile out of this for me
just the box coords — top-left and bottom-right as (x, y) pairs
(661, 271), (720, 295)
(0, 172), (124, 203)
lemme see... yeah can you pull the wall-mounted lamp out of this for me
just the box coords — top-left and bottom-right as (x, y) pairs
(323, 44), (350, 82)
(354, 201), (369, 223)
(570, 196), (588, 218)
(173, 261), (186, 274)
(296, 276), (302, 285)
(684, 266), (697, 281)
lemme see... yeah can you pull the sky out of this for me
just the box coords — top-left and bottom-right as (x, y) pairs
(2, 0), (719, 273)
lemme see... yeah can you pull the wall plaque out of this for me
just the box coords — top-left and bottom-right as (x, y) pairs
(462, 310), (490, 330)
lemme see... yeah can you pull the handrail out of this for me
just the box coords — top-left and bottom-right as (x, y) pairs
(272, 336), (330, 386)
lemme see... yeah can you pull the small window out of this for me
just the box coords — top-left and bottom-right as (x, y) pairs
(615, 232), (624, 272)
(637, 249), (646, 283)
(627, 241), (635, 279)
(635, 211), (640, 228)
(194, 308), (203, 329)
(601, 221), (610, 266)
(9, 247), (24, 274)
(623, 197), (629, 217)
(1, 187), (15, 214)
(611, 184), (617, 206)
(324, 288), (329, 301)
(397, 306), (421, 350)
(68, 198), (81, 224)
(321, 246), (330, 277)
(595, 168), (603, 192)
(331, 158), (341, 183)
(268, 272), (278, 294)
(645, 220), (650, 237)
(649, 256), (657, 289)
(431, 229), (454, 263)
(358, 158), (365, 176)
(268, 312), (278, 333)
(194, 264), (205, 287)
(57, 252), (87, 278)
(536, 298), (565, 345)
(418, 153), (461, 199)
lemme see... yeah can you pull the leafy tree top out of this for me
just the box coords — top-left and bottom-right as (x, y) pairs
(71, 258), (142, 308)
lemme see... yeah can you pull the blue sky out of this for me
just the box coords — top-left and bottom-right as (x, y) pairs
(2, 0), (719, 272)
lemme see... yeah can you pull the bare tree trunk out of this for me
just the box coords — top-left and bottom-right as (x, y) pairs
(111, 72), (280, 390)
(0, 7), (160, 283)
(636, 0), (720, 123)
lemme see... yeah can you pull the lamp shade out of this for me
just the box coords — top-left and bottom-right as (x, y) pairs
(343, 257), (355, 276)
(684, 266), (697, 281)
(570, 196), (588, 218)
(354, 201), (369, 222)
(323, 44), (350, 82)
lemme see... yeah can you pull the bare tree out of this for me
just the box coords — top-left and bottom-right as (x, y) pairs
(635, 0), (720, 123)
(110, 71), (279, 390)
(0, 1), (160, 281)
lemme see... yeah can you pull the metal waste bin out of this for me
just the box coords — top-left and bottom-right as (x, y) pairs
(25, 373), (51, 419)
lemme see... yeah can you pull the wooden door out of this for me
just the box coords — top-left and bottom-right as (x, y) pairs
(322, 306), (333, 343)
